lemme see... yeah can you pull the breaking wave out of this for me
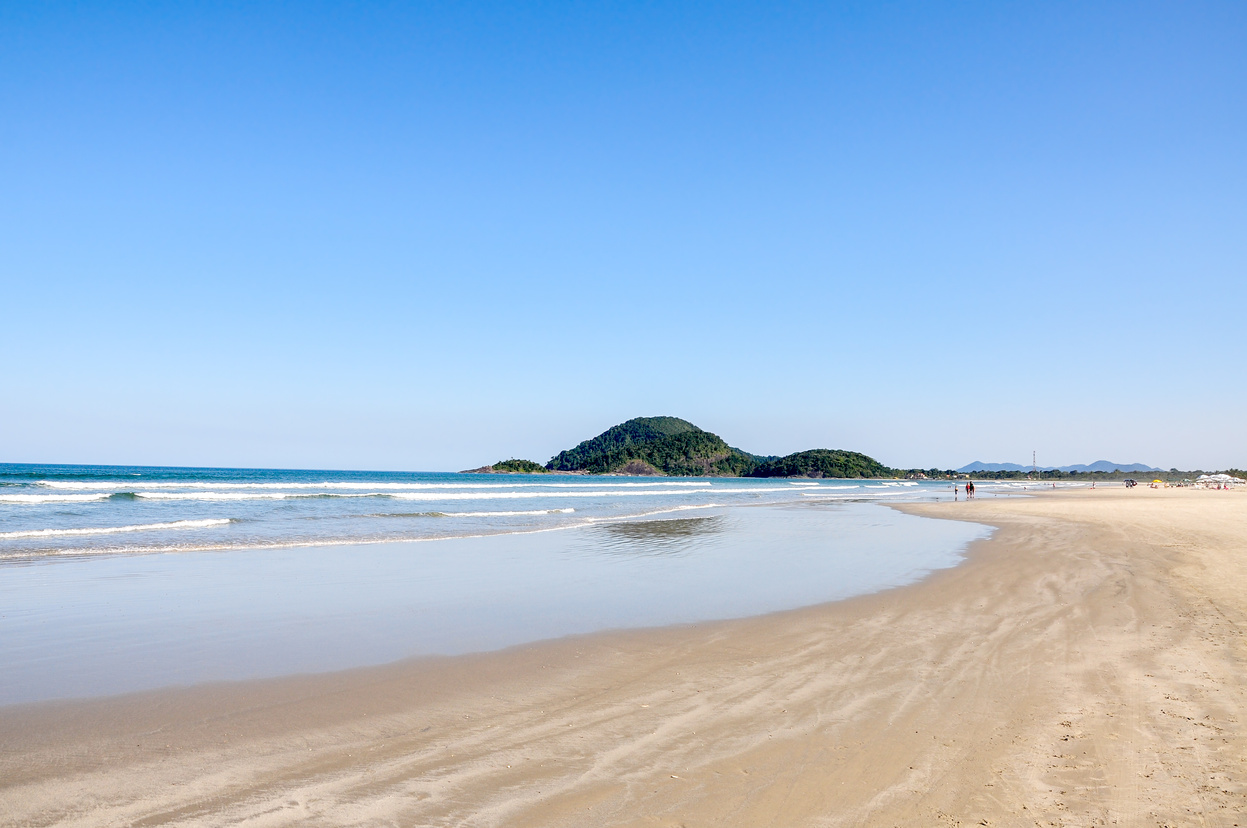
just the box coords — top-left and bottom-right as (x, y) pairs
(0, 519), (232, 540)
(37, 480), (712, 491)
(0, 493), (112, 503)
(126, 489), (717, 502)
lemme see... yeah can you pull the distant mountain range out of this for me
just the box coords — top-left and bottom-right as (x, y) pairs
(957, 460), (1161, 473)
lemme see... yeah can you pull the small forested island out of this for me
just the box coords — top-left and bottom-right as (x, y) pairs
(460, 458), (552, 474)
(463, 416), (894, 478)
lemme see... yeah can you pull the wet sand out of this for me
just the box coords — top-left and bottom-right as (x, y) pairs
(2, 488), (1245, 826)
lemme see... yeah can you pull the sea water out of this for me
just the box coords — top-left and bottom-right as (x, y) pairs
(0, 463), (1004, 561)
(0, 464), (1010, 705)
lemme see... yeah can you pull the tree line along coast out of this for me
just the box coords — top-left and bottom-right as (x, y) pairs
(461, 416), (1244, 481)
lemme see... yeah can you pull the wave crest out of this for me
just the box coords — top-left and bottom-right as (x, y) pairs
(0, 493), (111, 503)
(0, 519), (232, 539)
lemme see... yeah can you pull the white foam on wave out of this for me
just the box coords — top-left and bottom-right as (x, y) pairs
(0, 497), (867, 562)
(586, 503), (726, 522)
(0, 493), (111, 503)
(801, 489), (915, 498)
(132, 491), (351, 501)
(129, 489), (714, 502)
(707, 485), (821, 492)
(0, 521), (603, 561)
(388, 489), (712, 500)
(0, 518), (231, 540)
(425, 485), (818, 498)
(529, 481), (708, 487)
(38, 479), (712, 491)
(437, 508), (577, 517)
(784, 481), (867, 487)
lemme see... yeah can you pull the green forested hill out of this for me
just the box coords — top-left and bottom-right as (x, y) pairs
(465, 416), (896, 478)
(491, 459), (548, 473)
(747, 449), (892, 478)
(546, 417), (755, 476)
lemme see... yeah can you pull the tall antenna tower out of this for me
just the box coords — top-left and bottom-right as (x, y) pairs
(1033, 450), (1037, 476)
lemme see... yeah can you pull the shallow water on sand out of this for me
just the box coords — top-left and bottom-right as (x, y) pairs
(0, 502), (988, 705)
(0, 463), (1017, 562)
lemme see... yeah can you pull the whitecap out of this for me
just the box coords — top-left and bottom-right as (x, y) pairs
(0, 493), (111, 504)
(0, 519), (231, 539)
(38, 479), (713, 491)
(436, 508), (577, 517)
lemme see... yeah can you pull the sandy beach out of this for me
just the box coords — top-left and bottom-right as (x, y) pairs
(2, 487), (1245, 826)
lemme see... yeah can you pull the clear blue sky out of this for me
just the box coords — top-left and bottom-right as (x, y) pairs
(3, 1), (1244, 471)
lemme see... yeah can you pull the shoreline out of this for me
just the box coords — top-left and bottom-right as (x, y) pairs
(2, 489), (1245, 825)
(0, 475), (944, 566)
(0, 500), (983, 711)
(0, 500), (981, 705)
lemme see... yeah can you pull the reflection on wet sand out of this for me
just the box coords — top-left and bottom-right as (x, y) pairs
(0, 504), (986, 704)
(593, 515), (726, 556)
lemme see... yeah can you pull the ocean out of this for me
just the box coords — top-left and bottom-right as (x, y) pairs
(0, 464), (1038, 704)
(0, 462), (1018, 562)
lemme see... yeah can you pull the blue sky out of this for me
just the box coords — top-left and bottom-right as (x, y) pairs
(3, 1), (1244, 471)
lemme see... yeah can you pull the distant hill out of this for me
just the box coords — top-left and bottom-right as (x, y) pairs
(1058, 461), (1161, 473)
(957, 461), (1032, 473)
(958, 460), (1160, 473)
(545, 416), (755, 476)
(748, 449), (892, 479)
(491, 458), (548, 473)
(494, 459), (550, 474)
(467, 416), (894, 478)
(458, 458), (552, 474)
(463, 425), (1182, 480)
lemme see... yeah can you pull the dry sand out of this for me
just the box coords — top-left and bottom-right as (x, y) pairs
(2, 488), (1245, 826)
